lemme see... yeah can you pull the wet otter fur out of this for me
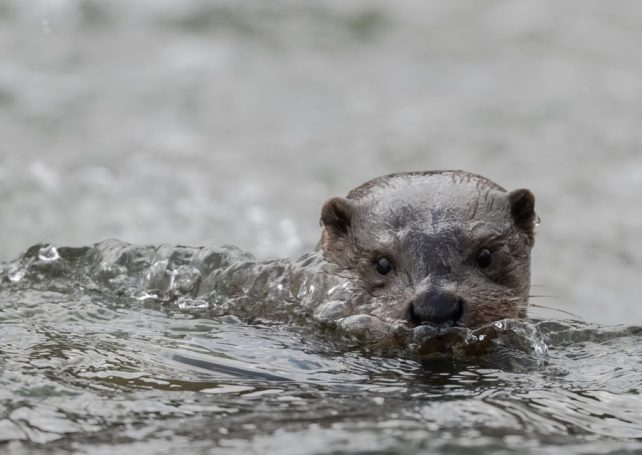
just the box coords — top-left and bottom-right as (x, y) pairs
(317, 170), (537, 329)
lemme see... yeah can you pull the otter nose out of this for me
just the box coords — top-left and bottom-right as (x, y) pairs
(410, 291), (464, 325)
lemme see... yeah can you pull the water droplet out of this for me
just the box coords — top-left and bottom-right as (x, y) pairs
(533, 342), (548, 356)
(169, 265), (201, 293)
(38, 245), (60, 262)
(8, 264), (25, 283)
(130, 290), (160, 301)
(326, 284), (340, 295)
(313, 300), (348, 321)
(176, 298), (209, 310)
(339, 314), (388, 339)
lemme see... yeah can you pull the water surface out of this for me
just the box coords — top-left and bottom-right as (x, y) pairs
(1, 242), (640, 454)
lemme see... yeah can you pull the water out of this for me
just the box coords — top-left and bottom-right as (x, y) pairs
(2, 0), (642, 453)
(1, 241), (641, 454)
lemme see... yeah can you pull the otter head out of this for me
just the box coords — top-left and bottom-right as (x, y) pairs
(317, 171), (537, 328)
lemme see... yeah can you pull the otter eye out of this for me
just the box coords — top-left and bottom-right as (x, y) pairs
(477, 248), (492, 269)
(375, 257), (393, 276)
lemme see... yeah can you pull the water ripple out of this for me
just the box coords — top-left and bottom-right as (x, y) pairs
(1, 242), (641, 453)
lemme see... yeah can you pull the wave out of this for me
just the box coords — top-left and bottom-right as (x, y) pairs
(2, 241), (639, 364)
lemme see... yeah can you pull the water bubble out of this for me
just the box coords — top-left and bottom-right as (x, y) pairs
(38, 245), (60, 262)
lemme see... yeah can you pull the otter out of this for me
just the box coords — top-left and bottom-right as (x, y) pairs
(4, 170), (537, 339)
(317, 170), (537, 329)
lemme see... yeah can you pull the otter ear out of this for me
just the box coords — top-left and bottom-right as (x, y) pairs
(320, 197), (353, 237)
(508, 189), (536, 234)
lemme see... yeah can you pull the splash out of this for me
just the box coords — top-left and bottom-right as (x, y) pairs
(2, 240), (548, 361)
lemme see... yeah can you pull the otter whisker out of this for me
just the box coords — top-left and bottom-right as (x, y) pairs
(526, 302), (583, 320)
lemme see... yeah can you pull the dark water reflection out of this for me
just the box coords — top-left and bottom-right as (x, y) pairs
(1, 243), (641, 454)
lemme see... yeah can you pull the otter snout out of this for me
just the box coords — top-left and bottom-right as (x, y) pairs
(409, 291), (464, 326)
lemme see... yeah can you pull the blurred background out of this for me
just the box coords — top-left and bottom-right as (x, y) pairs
(1, 0), (641, 324)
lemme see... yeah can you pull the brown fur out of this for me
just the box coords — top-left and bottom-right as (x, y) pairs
(317, 170), (536, 328)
